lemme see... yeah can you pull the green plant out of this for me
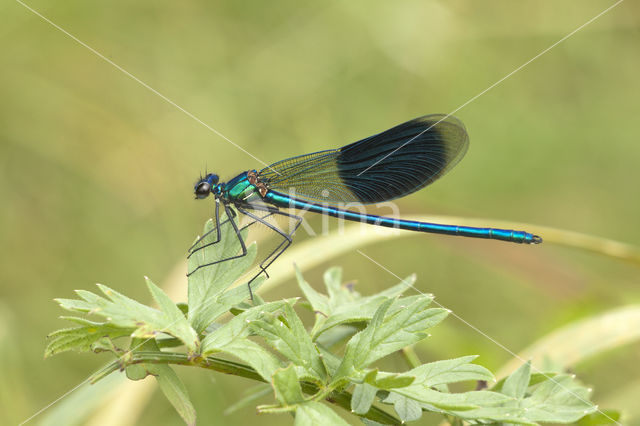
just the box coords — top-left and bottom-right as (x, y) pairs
(45, 215), (607, 425)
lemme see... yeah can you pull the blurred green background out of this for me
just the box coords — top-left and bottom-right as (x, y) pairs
(1, 0), (639, 424)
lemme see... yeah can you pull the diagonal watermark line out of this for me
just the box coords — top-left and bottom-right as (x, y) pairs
(15, 0), (276, 172)
(20, 210), (269, 425)
(18, 374), (100, 426)
(20, 274), (218, 425)
(356, 249), (620, 426)
(357, 0), (624, 176)
(15, 1), (624, 423)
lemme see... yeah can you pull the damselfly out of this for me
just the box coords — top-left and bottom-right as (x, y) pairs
(189, 115), (541, 296)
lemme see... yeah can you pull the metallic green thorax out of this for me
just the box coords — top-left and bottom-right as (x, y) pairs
(224, 172), (262, 203)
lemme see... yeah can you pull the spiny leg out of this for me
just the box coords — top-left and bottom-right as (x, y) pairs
(187, 204), (248, 276)
(188, 204), (273, 258)
(236, 206), (302, 295)
(241, 212), (275, 232)
(257, 209), (302, 272)
(188, 200), (223, 256)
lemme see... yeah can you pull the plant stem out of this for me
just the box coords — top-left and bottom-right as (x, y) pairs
(401, 345), (421, 369)
(92, 351), (402, 425)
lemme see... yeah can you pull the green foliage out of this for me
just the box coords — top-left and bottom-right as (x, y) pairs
(187, 216), (263, 334)
(45, 218), (606, 425)
(129, 339), (196, 426)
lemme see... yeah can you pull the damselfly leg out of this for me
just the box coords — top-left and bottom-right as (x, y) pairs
(187, 203), (248, 276)
(236, 205), (302, 298)
(188, 201), (301, 299)
(188, 200), (223, 257)
(188, 201), (274, 258)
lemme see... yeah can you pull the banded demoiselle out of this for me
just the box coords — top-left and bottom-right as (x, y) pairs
(189, 115), (541, 296)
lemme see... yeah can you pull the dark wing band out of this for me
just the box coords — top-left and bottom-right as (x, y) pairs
(258, 114), (469, 204)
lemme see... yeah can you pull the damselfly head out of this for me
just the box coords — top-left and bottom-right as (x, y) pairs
(194, 173), (219, 199)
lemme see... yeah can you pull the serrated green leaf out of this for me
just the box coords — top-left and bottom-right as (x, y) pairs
(144, 342), (196, 426)
(96, 284), (161, 324)
(145, 277), (199, 352)
(188, 243), (259, 333)
(323, 267), (348, 305)
(383, 392), (423, 423)
(492, 372), (554, 393)
(201, 300), (294, 352)
(187, 217), (233, 289)
(521, 374), (597, 423)
(210, 276), (265, 318)
(187, 213), (259, 333)
(54, 298), (93, 313)
(250, 303), (326, 382)
(351, 383), (377, 415)
(272, 364), (306, 407)
(153, 364), (197, 426)
(406, 355), (494, 388)
(74, 289), (106, 306)
(58, 316), (105, 326)
(399, 387), (511, 411)
(47, 284), (197, 354)
(46, 218), (604, 426)
(503, 361), (531, 399)
(45, 323), (132, 357)
(299, 267), (415, 340)
(55, 283), (199, 348)
(294, 401), (350, 426)
(391, 371), (597, 425)
(223, 339), (283, 382)
(363, 370), (414, 390)
(333, 297), (447, 383)
(90, 337), (122, 355)
(201, 301), (294, 380)
(295, 264), (330, 315)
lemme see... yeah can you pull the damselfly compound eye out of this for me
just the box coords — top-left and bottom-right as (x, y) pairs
(194, 182), (211, 199)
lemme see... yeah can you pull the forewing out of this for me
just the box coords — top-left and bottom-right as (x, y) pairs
(258, 115), (469, 204)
